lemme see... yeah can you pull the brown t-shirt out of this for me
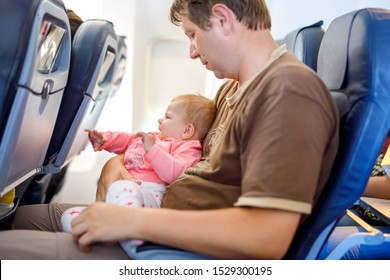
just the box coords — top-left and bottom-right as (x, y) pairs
(162, 49), (339, 221)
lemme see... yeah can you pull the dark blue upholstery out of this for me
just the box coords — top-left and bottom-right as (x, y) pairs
(283, 20), (325, 71)
(44, 19), (117, 170)
(0, 0), (70, 196)
(284, 8), (390, 259)
(0, 0), (40, 129)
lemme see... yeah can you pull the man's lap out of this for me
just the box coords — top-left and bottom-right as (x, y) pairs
(0, 229), (129, 259)
(0, 202), (130, 259)
(13, 203), (84, 231)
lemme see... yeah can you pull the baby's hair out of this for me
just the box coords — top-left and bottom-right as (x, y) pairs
(171, 93), (216, 141)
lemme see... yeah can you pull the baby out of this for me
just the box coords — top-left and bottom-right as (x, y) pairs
(61, 93), (216, 248)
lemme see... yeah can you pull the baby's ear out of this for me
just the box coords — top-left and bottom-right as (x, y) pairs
(182, 123), (195, 140)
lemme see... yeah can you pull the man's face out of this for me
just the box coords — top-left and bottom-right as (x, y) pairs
(181, 15), (227, 79)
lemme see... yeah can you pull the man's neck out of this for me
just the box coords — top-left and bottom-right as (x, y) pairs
(237, 29), (279, 86)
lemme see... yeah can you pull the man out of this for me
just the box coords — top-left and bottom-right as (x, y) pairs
(0, 0), (339, 259)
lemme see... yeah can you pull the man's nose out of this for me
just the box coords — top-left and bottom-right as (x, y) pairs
(189, 43), (199, 59)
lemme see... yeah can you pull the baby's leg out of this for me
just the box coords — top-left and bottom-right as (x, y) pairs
(60, 206), (86, 233)
(106, 180), (162, 208)
(105, 180), (165, 249)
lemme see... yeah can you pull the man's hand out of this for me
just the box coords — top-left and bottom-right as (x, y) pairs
(71, 202), (138, 251)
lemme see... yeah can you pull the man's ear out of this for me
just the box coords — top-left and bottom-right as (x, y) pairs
(182, 123), (195, 140)
(211, 3), (234, 33)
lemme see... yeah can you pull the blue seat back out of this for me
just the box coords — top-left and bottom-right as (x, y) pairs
(284, 8), (390, 259)
(0, 0), (70, 196)
(44, 19), (117, 170)
(283, 20), (325, 71)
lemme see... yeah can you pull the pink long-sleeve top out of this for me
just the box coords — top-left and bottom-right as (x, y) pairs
(93, 131), (202, 185)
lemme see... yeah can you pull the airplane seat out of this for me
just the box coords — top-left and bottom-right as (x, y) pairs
(284, 7), (390, 259)
(283, 20), (325, 71)
(45, 19), (117, 167)
(43, 34), (126, 204)
(125, 8), (390, 260)
(21, 19), (118, 204)
(0, 0), (71, 223)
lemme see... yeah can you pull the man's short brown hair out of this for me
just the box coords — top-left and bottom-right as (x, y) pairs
(170, 0), (271, 31)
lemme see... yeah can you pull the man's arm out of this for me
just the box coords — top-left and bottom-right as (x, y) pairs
(71, 202), (301, 259)
(96, 154), (136, 201)
(363, 176), (390, 199)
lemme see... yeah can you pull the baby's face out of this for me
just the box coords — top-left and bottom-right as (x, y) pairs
(157, 101), (187, 140)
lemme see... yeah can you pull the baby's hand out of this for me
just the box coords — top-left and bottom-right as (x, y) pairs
(85, 129), (106, 151)
(135, 132), (155, 152)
